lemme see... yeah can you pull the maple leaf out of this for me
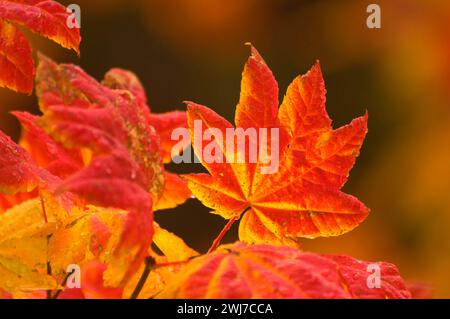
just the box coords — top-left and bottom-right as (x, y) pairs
(13, 111), (83, 179)
(48, 204), (153, 290)
(0, 198), (58, 292)
(0, 128), (39, 195)
(36, 56), (191, 211)
(48, 206), (123, 278)
(0, 126), (74, 219)
(74, 261), (124, 299)
(0, 130), (80, 293)
(34, 55), (191, 285)
(155, 172), (192, 211)
(102, 68), (191, 210)
(0, 56), (191, 292)
(0, 0), (81, 93)
(48, 215), (198, 298)
(148, 111), (190, 164)
(55, 261), (123, 299)
(158, 242), (411, 299)
(0, 128), (69, 216)
(57, 158), (154, 286)
(184, 46), (369, 247)
(152, 222), (199, 262)
(0, 191), (37, 213)
(0, 128), (131, 293)
(35, 55), (162, 286)
(122, 223), (199, 299)
(101, 68), (190, 164)
(35, 55), (164, 194)
(406, 282), (433, 299)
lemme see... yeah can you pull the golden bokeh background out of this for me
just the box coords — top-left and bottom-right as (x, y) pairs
(1, 0), (449, 297)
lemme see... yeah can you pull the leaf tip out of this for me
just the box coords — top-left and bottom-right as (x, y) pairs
(36, 52), (56, 70)
(184, 101), (206, 114)
(363, 110), (369, 119)
(310, 60), (322, 74)
(244, 42), (267, 66)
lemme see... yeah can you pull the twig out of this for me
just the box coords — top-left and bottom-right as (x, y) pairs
(52, 269), (76, 299)
(46, 259), (52, 299)
(130, 256), (156, 299)
(46, 235), (52, 299)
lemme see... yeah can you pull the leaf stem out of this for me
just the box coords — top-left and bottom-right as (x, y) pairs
(51, 269), (76, 299)
(207, 213), (243, 254)
(130, 256), (156, 299)
(39, 193), (48, 224)
(45, 235), (52, 299)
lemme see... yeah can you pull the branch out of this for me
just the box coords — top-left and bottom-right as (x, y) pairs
(130, 256), (156, 299)
(52, 269), (76, 299)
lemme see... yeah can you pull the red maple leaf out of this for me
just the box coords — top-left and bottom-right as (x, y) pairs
(159, 242), (411, 299)
(0, 0), (81, 93)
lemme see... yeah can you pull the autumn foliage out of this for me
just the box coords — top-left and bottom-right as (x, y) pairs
(0, 0), (81, 93)
(0, 0), (413, 299)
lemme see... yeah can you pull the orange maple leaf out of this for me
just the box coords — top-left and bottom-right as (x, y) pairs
(184, 45), (369, 248)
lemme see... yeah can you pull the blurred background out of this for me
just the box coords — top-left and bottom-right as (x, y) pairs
(1, 0), (449, 297)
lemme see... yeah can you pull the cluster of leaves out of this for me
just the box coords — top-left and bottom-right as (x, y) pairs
(0, 0), (413, 299)
(0, 0), (81, 93)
